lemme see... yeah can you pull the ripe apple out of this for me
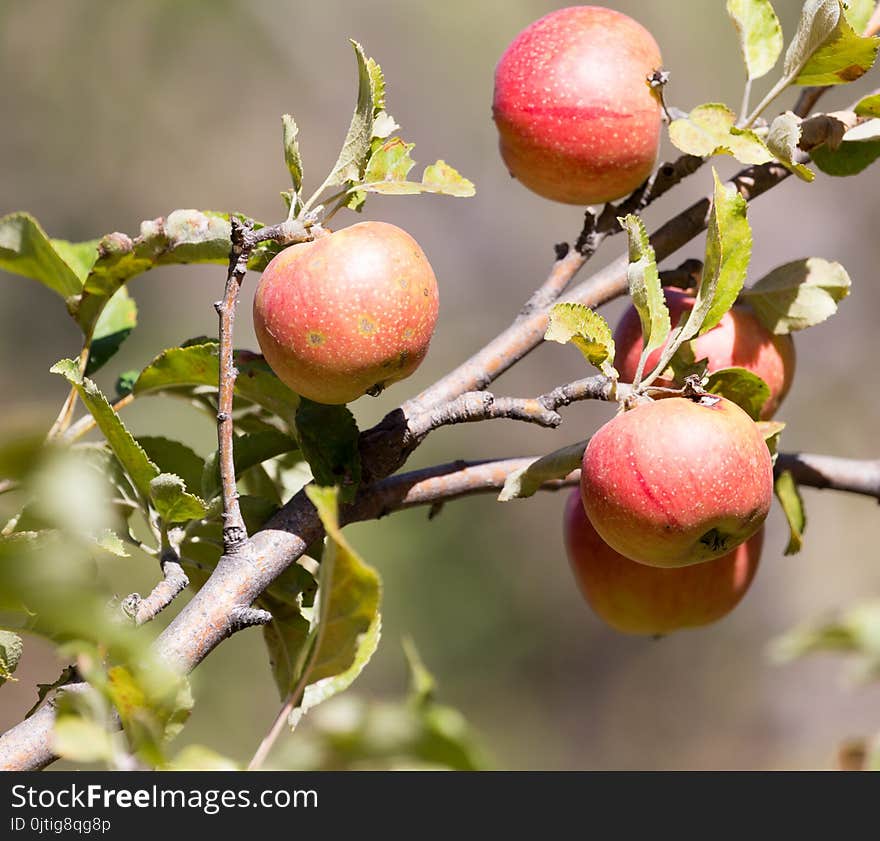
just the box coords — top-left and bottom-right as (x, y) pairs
(580, 395), (772, 568)
(492, 6), (663, 205)
(614, 287), (796, 419)
(563, 489), (762, 635)
(253, 221), (439, 405)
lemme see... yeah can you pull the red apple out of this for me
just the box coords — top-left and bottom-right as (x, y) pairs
(580, 395), (772, 568)
(564, 489), (762, 635)
(614, 287), (796, 419)
(253, 221), (439, 405)
(492, 6), (663, 205)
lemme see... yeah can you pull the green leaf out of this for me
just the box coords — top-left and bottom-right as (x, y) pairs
(765, 112), (816, 181)
(292, 616), (382, 728)
(619, 214), (669, 386)
(52, 359), (157, 500)
(699, 170), (753, 334)
(133, 342), (300, 428)
(262, 597), (311, 699)
(727, 0), (784, 79)
(93, 528), (129, 558)
(855, 93), (880, 116)
(498, 440), (587, 502)
(52, 361), (207, 523)
(71, 211), (278, 336)
(85, 287), (138, 376)
(0, 212), (97, 298)
(785, 0), (879, 86)
(668, 104), (774, 164)
(844, 0), (877, 32)
(544, 303), (617, 379)
(0, 630), (23, 686)
(201, 429), (297, 500)
(775, 469), (806, 555)
(295, 399), (361, 502)
(325, 41), (379, 187)
(282, 114), (304, 194)
(296, 486), (381, 718)
(149, 473), (208, 524)
(741, 257), (851, 333)
(137, 437), (205, 496)
(354, 139), (476, 198)
(812, 136), (880, 173)
(705, 367), (771, 420)
(756, 420), (785, 464)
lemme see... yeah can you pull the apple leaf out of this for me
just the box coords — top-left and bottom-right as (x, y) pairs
(0, 630), (23, 686)
(295, 399), (361, 503)
(324, 41), (381, 187)
(137, 437), (205, 497)
(0, 212), (97, 299)
(545, 303), (617, 379)
(52, 359), (207, 523)
(167, 745), (240, 771)
(855, 93), (880, 117)
(291, 486), (381, 722)
(844, 0), (877, 33)
(133, 342), (300, 429)
(727, 0), (784, 80)
(498, 440), (587, 502)
(775, 469), (806, 555)
(85, 287), (138, 376)
(262, 596), (312, 699)
(705, 367), (771, 420)
(669, 103), (774, 164)
(619, 214), (669, 386)
(663, 341), (710, 384)
(765, 112), (816, 181)
(784, 0), (879, 86)
(812, 136), (880, 173)
(741, 257), (851, 333)
(353, 138), (475, 197)
(647, 171), (751, 383)
(201, 429), (297, 501)
(282, 114), (304, 194)
(756, 420), (785, 463)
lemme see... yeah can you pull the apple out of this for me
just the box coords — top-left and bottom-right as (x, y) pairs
(580, 395), (772, 567)
(253, 221), (439, 405)
(492, 5), (663, 205)
(564, 489), (762, 635)
(614, 287), (796, 419)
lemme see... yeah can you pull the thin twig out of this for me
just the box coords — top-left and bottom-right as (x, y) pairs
(122, 550), (189, 626)
(248, 669), (309, 771)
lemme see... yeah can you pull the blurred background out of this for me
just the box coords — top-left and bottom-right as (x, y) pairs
(2, 0), (880, 770)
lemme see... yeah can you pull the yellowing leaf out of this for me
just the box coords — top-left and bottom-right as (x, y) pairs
(545, 303), (617, 379)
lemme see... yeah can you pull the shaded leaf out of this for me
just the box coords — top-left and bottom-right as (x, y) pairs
(134, 342), (300, 428)
(201, 429), (297, 500)
(705, 367), (771, 420)
(741, 257), (851, 333)
(727, 0), (784, 79)
(498, 440), (587, 502)
(295, 399), (361, 502)
(167, 745), (239, 771)
(812, 136), (880, 173)
(149, 474), (208, 524)
(137, 437), (205, 495)
(545, 303), (617, 379)
(85, 286), (138, 376)
(263, 596), (311, 699)
(619, 214), (669, 386)
(775, 469), (806, 555)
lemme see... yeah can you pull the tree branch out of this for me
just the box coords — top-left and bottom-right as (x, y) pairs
(121, 551), (189, 626)
(776, 453), (880, 501)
